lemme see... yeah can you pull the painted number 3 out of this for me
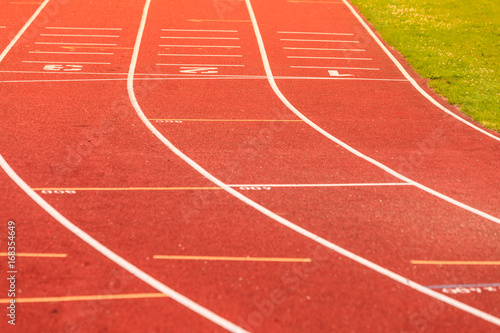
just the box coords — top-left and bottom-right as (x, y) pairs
(43, 64), (83, 71)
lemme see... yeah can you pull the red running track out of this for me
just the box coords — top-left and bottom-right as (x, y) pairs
(0, 0), (499, 332)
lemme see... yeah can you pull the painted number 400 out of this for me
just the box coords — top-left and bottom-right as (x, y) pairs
(43, 64), (83, 71)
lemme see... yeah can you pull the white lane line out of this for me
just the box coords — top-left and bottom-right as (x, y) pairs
(161, 29), (238, 33)
(0, 0), (50, 64)
(280, 38), (359, 43)
(129, 0), (248, 332)
(0, 76), (409, 84)
(160, 45), (241, 48)
(340, 1), (500, 142)
(158, 54), (242, 57)
(288, 56), (371, 60)
(0, 26), (6, 29)
(156, 63), (245, 67)
(278, 31), (353, 35)
(284, 47), (365, 51)
(22, 60), (110, 64)
(229, 183), (411, 188)
(45, 27), (122, 31)
(35, 42), (117, 46)
(244, 0), (500, 327)
(40, 34), (119, 38)
(291, 65), (379, 70)
(160, 36), (239, 40)
(28, 51), (114, 55)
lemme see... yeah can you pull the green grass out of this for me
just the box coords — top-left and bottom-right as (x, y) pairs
(350, 0), (500, 132)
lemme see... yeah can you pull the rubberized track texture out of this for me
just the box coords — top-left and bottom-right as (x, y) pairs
(0, 0), (499, 332)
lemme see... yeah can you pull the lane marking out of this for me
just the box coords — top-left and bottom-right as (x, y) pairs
(340, 0), (500, 142)
(0, 26), (6, 29)
(35, 42), (117, 46)
(153, 255), (311, 262)
(32, 183), (411, 192)
(188, 19), (250, 23)
(245, 0), (500, 327)
(22, 61), (111, 64)
(59, 46), (132, 50)
(0, 293), (167, 304)
(0, 76), (408, 83)
(284, 47), (364, 51)
(0, 252), (67, 258)
(161, 29), (238, 33)
(160, 36), (239, 40)
(151, 118), (302, 122)
(427, 283), (500, 289)
(45, 27), (122, 31)
(288, 56), (371, 60)
(40, 34), (119, 38)
(161, 45), (241, 48)
(229, 183), (411, 187)
(156, 63), (244, 67)
(33, 187), (222, 191)
(278, 31), (353, 35)
(291, 65), (378, 70)
(128, 1), (248, 331)
(280, 38), (359, 43)
(158, 54), (242, 57)
(29, 51), (114, 55)
(0, 0), (50, 64)
(412, 260), (500, 266)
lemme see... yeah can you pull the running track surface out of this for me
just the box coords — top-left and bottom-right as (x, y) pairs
(0, 0), (499, 332)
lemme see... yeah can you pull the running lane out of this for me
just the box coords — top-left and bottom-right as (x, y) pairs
(248, 0), (500, 218)
(132, 0), (500, 331)
(0, 0), (245, 332)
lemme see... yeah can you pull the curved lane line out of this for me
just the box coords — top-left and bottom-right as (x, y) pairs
(244, 0), (500, 327)
(0, 2), (247, 333)
(341, 0), (500, 142)
(0, 0), (50, 63)
(127, 0), (248, 332)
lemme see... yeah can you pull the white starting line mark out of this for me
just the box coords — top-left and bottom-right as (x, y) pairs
(278, 31), (353, 36)
(280, 38), (359, 43)
(35, 42), (117, 46)
(288, 56), (371, 60)
(161, 29), (238, 33)
(41, 190), (76, 194)
(160, 36), (239, 40)
(156, 63), (244, 67)
(40, 34), (119, 38)
(291, 65), (379, 70)
(0, 26), (6, 29)
(29, 51), (114, 55)
(158, 54), (242, 57)
(180, 67), (218, 74)
(160, 45), (241, 48)
(284, 47), (365, 51)
(22, 61), (111, 64)
(443, 286), (500, 295)
(328, 70), (352, 77)
(45, 27), (122, 31)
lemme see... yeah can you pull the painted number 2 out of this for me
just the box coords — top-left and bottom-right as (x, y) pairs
(43, 64), (83, 71)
